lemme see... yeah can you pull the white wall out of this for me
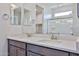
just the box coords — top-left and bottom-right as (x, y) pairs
(72, 3), (79, 36)
(0, 3), (9, 56)
(0, 3), (23, 56)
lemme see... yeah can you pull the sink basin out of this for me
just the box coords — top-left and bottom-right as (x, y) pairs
(37, 39), (62, 43)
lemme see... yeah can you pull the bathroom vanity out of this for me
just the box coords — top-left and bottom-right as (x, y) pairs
(8, 4), (76, 56)
(7, 34), (79, 56)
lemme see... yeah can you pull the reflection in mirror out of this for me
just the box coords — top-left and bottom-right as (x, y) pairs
(36, 5), (44, 33)
(41, 3), (74, 35)
(23, 8), (32, 25)
(22, 4), (36, 34)
(10, 4), (21, 25)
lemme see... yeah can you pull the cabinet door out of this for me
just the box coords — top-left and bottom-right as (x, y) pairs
(9, 45), (16, 56)
(9, 39), (26, 49)
(27, 44), (68, 56)
(16, 47), (26, 56)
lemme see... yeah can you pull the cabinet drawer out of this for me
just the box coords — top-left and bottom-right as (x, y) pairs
(27, 51), (41, 56)
(8, 39), (26, 49)
(27, 44), (68, 56)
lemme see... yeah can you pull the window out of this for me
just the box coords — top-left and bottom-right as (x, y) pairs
(48, 10), (73, 34)
(54, 11), (72, 17)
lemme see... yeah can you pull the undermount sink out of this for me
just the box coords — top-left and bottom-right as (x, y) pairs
(37, 39), (62, 43)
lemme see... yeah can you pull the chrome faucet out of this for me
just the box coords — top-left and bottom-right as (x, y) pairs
(51, 33), (57, 40)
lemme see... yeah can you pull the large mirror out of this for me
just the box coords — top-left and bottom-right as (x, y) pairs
(10, 4), (21, 25)
(23, 8), (32, 25)
(37, 3), (73, 35)
(23, 4), (35, 26)
(10, 3), (74, 35)
(22, 4), (36, 34)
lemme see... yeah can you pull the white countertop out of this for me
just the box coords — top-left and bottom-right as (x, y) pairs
(7, 34), (79, 54)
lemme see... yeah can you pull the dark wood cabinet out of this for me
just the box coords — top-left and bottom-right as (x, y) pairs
(27, 44), (69, 56)
(8, 39), (26, 49)
(69, 53), (79, 56)
(8, 39), (79, 56)
(9, 45), (16, 56)
(8, 39), (26, 56)
(16, 47), (26, 56)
